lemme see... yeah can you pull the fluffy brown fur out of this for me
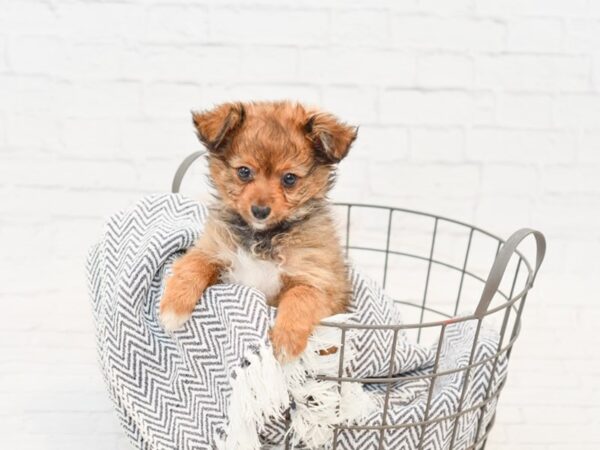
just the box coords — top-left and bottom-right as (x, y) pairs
(159, 101), (357, 361)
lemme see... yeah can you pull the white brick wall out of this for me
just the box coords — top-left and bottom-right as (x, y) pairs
(1, 0), (599, 448)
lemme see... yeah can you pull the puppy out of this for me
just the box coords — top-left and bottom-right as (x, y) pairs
(159, 101), (357, 361)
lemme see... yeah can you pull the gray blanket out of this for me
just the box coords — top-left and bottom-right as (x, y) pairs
(87, 194), (506, 449)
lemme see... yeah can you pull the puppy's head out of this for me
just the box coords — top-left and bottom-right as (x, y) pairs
(192, 101), (357, 230)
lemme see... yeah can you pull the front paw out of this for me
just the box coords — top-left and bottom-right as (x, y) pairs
(159, 305), (191, 331)
(159, 277), (202, 331)
(270, 323), (311, 363)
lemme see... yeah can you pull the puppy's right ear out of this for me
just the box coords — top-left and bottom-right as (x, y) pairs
(191, 102), (245, 154)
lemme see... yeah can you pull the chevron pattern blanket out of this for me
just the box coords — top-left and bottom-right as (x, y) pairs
(87, 194), (506, 450)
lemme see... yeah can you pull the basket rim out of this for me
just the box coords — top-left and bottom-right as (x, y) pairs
(325, 201), (536, 330)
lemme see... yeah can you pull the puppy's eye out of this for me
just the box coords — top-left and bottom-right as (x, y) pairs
(237, 166), (252, 181)
(282, 173), (297, 187)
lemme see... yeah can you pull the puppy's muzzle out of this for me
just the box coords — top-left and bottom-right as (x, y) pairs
(251, 205), (271, 220)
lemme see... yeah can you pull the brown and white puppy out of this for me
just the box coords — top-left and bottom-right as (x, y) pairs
(159, 101), (357, 361)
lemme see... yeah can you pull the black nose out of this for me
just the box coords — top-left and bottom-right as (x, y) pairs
(251, 205), (271, 220)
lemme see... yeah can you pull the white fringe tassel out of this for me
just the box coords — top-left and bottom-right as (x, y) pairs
(284, 314), (377, 449)
(218, 347), (289, 450)
(220, 314), (377, 450)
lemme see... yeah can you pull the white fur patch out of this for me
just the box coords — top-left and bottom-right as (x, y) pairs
(221, 248), (283, 302)
(160, 309), (191, 331)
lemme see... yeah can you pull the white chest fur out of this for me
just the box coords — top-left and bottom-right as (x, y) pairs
(220, 248), (283, 303)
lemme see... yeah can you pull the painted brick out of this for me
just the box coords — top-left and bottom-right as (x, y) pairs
(580, 131), (600, 162)
(352, 125), (410, 162)
(532, 196), (600, 233)
(61, 82), (143, 119)
(475, 55), (590, 92)
(474, 195), (533, 234)
(1, 2), (599, 449)
(224, 83), (322, 104)
(209, 8), (329, 45)
(322, 86), (379, 124)
(417, 53), (473, 88)
(467, 128), (576, 163)
(57, 2), (146, 44)
(0, 36), (9, 72)
(557, 94), (600, 127)
(5, 113), (63, 151)
(419, 0), (475, 14)
(476, 0), (589, 16)
(63, 42), (127, 81)
(411, 127), (465, 161)
(240, 46), (299, 83)
(381, 90), (494, 125)
(497, 93), (554, 128)
(62, 118), (123, 159)
(0, 114), (6, 146)
(564, 19), (600, 52)
(119, 45), (243, 83)
(0, 75), (62, 115)
(480, 164), (539, 196)
(142, 83), (203, 119)
(7, 36), (67, 76)
(368, 162), (480, 199)
(0, 157), (138, 190)
(331, 10), (389, 46)
(297, 47), (417, 85)
(120, 119), (199, 160)
(144, 5), (209, 43)
(390, 16), (506, 51)
(593, 55), (600, 92)
(542, 165), (600, 195)
(0, 1), (59, 36)
(507, 18), (563, 52)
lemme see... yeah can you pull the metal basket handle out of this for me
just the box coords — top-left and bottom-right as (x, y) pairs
(474, 228), (546, 319)
(172, 151), (206, 193)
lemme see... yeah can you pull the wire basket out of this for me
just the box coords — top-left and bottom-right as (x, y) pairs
(173, 152), (546, 450)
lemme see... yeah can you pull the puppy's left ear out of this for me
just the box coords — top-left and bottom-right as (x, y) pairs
(191, 102), (245, 154)
(304, 112), (358, 164)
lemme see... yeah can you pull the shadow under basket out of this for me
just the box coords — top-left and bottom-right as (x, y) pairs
(173, 151), (546, 450)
